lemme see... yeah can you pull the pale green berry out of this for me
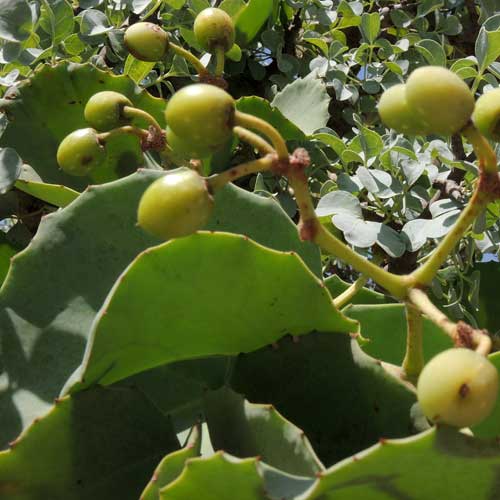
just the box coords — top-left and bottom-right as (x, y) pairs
(472, 88), (500, 142)
(137, 169), (214, 240)
(405, 66), (475, 135)
(84, 91), (132, 131)
(417, 348), (498, 428)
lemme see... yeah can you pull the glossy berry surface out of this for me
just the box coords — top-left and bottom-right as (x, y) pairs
(137, 169), (214, 240)
(194, 8), (235, 53)
(56, 128), (106, 176)
(165, 84), (235, 150)
(124, 22), (169, 62)
(405, 66), (474, 135)
(417, 348), (498, 428)
(84, 91), (132, 131)
(378, 84), (427, 135)
(166, 126), (213, 159)
(472, 88), (500, 142)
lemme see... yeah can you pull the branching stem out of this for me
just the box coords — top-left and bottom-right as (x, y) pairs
(123, 106), (162, 132)
(402, 304), (424, 383)
(98, 125), (149, 142)
(207, 155), (275, 191)
(234, 126), (275, 156)
(407, 288), (492, 356)
(170, 42), (207, 75)
(234, 111), (289, 161)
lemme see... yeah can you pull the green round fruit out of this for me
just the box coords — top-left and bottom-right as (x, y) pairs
(417, 348), (498, 428)
(405, 66), (474, 135)
(194, 8), (235, 53)
(378, 84), (427, 134)
(165, 84), (235, 150)
(84, 91), (132, 131)
(124, 22), (169, 62)
(472, 88), (500, 142)
(137, 169), (214, 240)
(166, 126), (214, 159)
(56, 128), (106, 176)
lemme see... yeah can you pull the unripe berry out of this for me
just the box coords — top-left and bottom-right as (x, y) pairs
(405, 66), (474, 135)
(417, 348), (498, 428)
(56, 128), (105, 176)
(194, 8), (235, 53)
(165, 84), (235, 150)
(124, 22), (169, 62)
(472, 88), (500, 142)
(137, 169), (214, 240)
(378, 84), (427, 134)
(84, 91), (132, 131)
(166, 126), (213, 159)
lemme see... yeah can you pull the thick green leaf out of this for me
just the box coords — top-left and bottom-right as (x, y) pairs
(14, 179), (79, 207)
(204, 386), (323, 476)
(236, 96), (306, 141)
(153, 427), (500, 499)
(230, 333), (420, 466)
(0, 62), (166, 189)
(0, 170), (320, 448)
(272, 74), (330, 135)
(160, 453), (270, 500)
(344, 304), (453, 364)
(415, 39), (447, 66)
(360, 13), (380, 44)
(141, 425), (201, 500)
(309, 426), (500, 499)
(39, 0), (74, 46)
(124, 55), (155, 84)
(67, 232), (356, 391)
(0, 386), (180, 500)
(234, 0), (273, 46)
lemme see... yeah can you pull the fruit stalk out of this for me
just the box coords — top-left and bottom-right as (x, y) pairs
(214, 46), (225, 77)
(169, 42), (207, 75)
(207, 155), (275, 191)
(122, 106), (162, 132)
(407, 287), (492, 355)
(402, 303), (424, 383)
(233, 126), (274, 156)
(98, 125), (149, 142)
(332, 254), (383, 309)
(234, 111), (289, 161)
(410, 128), (499, 287)
(461, 124), (498, 175)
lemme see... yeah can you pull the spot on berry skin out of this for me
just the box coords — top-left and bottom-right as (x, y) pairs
(459, 383), (470, 399)
(81, 156), (93, 166)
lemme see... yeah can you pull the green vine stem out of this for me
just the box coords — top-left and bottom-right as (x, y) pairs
(410, 126), (499, 287)
(214, 47), (225, 77)
(407, 288), (492, 356)
(462, 123), (498, 175)
(207, 155), (275, 191)
(233, 126), (275, 156)
(314, 225), (409, 298)
(332, 254), (383, 309)
(123, 106), (162, 132)
(169, 42), (207, 75)
(234, 111), (289, 161)
(98, 125), (149, 142)
(401, 303), (424, 383)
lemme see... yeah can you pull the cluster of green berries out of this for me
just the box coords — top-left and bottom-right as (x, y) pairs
(124, 8), (235, 63)
(138, 83), (236, 240)
(417, 348), (498, 428)
(57, 91), (133, 176)
(379, 66), (500, 141)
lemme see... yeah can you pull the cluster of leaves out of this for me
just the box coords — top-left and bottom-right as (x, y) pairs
(1, 0), (500, 498)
